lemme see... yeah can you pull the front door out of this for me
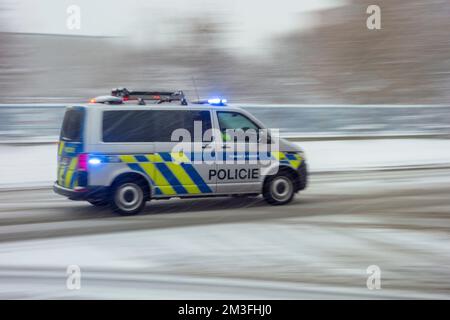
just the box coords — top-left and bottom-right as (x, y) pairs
(214, 110), (265, 194)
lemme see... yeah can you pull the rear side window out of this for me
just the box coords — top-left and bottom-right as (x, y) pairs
(60, 109), (84, 142)
(102, 110), (212, 142)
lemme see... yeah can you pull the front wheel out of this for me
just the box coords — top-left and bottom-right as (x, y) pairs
(263, 172), (295, 205)
(110, 181), (146, 215)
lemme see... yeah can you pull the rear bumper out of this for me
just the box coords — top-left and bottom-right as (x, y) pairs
(53, 182), (109, 200)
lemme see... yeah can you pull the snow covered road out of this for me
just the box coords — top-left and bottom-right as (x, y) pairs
(1, 169), (450, 299)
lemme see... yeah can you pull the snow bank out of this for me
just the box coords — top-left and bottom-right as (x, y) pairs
(301, 139), (450, 172)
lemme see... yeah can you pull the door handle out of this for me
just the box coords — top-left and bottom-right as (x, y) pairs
(222, 145), (231, 149)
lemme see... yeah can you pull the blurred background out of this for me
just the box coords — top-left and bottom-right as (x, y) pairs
(1, 0), (450, 299)
(2, 0), (450, 140)
(1, 0), (450, 104)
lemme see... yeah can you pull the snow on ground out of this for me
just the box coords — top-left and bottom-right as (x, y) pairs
(1, 139), (450, 188)
(0, 144), (57, 188)
(1, 217), (449, 299)
(302, 139), (450, 172)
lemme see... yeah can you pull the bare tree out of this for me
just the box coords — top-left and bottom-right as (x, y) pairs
(277, 0), (450, 104)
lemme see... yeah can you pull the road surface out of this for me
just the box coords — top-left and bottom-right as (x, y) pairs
(0, 169), (450, 299)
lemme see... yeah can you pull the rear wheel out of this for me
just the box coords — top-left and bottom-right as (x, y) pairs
(110, 179), (146, 215)
(263, 171), (295, 205)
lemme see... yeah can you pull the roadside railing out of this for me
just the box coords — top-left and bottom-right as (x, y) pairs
(1, 104), (450, 144)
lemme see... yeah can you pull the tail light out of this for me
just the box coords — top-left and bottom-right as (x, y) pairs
(78, 153), (88, 171)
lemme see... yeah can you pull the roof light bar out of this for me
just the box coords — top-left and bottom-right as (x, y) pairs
(207, 98), (227, 106)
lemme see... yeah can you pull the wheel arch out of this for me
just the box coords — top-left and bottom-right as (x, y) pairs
(110, 172), (152, 200)
(262, 165), (301, 193)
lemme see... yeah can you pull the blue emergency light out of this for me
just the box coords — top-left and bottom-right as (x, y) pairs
(207, 98), (227, 106)
(88, 157), (102, 165)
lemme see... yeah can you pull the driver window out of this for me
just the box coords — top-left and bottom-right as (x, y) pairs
(217, 111), (259, 132)
(217, 111), (261, 143)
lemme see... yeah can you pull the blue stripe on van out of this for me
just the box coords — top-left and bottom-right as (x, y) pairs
(69, 171), (77, 189)
(285, 153), (297, 160)
(127, 163), (162, 196)
(159, 152), (173, 162)
(154, 163), (188, 194)
(134, 155), (148, 162)
(181, 163), (213, 193)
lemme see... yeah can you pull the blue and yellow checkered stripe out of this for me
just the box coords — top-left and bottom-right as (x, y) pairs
(270, 151), (303, 169)
(57, 147), (303, 192)
(57, 141), (81, 189)
(119, 151), (303, 196)
(119, 152), (213, 196)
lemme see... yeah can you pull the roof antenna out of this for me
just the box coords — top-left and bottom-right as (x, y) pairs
(192, 76), (200, 101)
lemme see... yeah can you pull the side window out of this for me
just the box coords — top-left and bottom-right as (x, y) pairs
(151, 111), (186, 142)
(217, 111), (259, 132)
(61, 109), (84, 142)
(167, 110), (212, 142)
(217, 111), (259, 135)
(103, 110), (153, 142)
(190, 110), (213, 142)
(102, 110), (212, 143)
(217, 111), (261, 143)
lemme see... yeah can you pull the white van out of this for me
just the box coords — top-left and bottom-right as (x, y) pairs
(54, 97), (307, 215)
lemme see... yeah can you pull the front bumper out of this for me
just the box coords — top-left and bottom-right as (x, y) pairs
(296, 161), (308, 191)
(53, 182), (109, 200)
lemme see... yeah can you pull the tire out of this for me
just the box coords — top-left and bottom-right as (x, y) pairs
(110, 179), (146, 215)
(263, 171), (295, 205)
(87, 199), (109, 207)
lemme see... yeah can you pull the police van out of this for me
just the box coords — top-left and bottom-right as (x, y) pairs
(53, 89), (308, 215)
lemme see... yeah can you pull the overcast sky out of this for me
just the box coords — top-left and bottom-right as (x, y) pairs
(2, 0), (344, 52)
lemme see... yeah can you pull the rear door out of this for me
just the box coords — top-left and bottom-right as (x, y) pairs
(57, 107), (85, 189)
(101, 109), (216, 197)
